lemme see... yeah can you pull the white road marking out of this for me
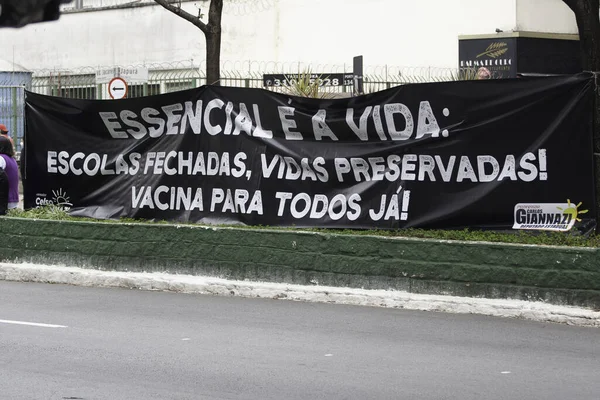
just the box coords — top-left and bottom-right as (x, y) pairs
(0, 319), (67, 328)
(181, 338), (191, 341)
(324, 354), (333, 357)
(501, 371), (511, 374)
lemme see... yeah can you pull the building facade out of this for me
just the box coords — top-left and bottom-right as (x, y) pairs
(0, 0), (581, 73)
(0, 0), (586, 151)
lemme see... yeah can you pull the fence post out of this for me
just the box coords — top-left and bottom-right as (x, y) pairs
(386, 64), (391, 90)
(11, 86), (18, 145)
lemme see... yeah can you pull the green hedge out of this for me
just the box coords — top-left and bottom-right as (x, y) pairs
(2, 217), (600, 308)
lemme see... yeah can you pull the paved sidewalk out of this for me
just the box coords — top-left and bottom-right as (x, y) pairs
(1, 262), (599, 328)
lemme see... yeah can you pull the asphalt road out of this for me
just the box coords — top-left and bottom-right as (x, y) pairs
(0, 281), (599, 400)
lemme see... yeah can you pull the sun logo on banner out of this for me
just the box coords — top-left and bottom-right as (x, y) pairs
(557, 200), (588, 222)
(52, 188), (73, 208)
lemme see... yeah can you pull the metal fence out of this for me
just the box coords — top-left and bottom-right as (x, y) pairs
(0, 72), (28, 152)
(23, 63), (462, 100)
(0, 85), (26, 149)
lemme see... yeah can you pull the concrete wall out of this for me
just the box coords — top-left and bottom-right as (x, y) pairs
(516, 0), (577, 34)
(3, 218), (600, 308)
(0, 0), (517, 71)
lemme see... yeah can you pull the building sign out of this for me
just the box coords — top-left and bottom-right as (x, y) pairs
(263, 73), (354, 87)
(96, 67), (149, 85)
(459, 38), (517, 79)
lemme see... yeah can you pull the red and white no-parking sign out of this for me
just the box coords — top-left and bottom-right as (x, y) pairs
(108, 77), (128, 100)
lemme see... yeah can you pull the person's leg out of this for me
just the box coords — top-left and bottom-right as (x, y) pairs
(0, 171), (9, 215)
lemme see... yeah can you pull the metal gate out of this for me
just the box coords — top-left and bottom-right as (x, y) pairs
(0, 85), (26, 155)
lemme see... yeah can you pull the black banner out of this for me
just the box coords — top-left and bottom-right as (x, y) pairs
(23, 73), (596, 230)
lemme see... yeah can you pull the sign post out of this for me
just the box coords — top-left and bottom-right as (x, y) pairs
(353, 55), (364, 96)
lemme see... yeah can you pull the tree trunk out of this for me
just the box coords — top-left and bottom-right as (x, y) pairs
(205, 31), (221, 86)
(153, 0), (223, 86)
(565, 0), (600, 70)
(205, 0), (223, 86)
(575, 0), (600, 232)
(564, 0), (600, 230)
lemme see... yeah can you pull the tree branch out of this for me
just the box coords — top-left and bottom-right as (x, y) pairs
(153, 0), (208, 34)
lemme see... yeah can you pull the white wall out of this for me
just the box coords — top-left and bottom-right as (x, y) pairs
(0, 0), (518, 72)
(274, 0), (517, 68)
(516, 0), (577, 34)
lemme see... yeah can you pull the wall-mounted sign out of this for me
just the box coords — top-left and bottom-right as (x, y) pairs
(459, 38), (517, 79)
(459, 33), (582, 79)
(263, 73), (354, 87)
(96, 67), (149, 85)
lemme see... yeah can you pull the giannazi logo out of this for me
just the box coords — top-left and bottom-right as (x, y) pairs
(513, 200), (588, 231)
(35, 189), (72, 210)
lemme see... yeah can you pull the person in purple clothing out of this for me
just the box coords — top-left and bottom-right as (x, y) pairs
(0, 135), (19, 210)
(0, 166), (7, 215)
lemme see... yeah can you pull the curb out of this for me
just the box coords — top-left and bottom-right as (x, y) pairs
(1, 262), (599, 328)
(5, 217), (600, 309)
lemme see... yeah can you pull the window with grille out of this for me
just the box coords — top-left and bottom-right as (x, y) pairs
(128, 83), (161, 98)
(57, 87), (97, 99)
(165, 81), (195, 93)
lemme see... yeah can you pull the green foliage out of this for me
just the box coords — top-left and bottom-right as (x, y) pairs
(5, 205), (600, 247)
(449, 67), (481, 81)
(285, 70), (334, 99)
(8, 205), (73, 220)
